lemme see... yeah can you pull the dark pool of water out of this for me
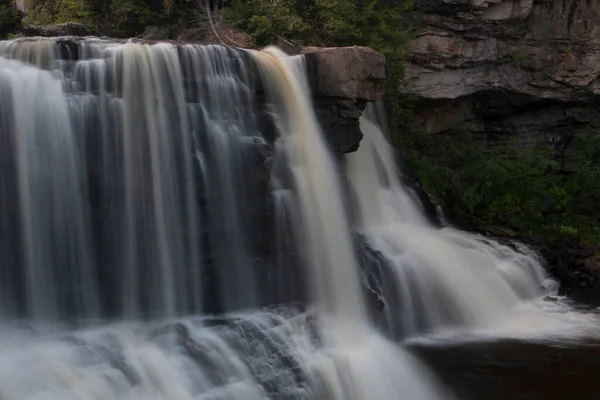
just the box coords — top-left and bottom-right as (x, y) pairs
(411, 339), (600, 400)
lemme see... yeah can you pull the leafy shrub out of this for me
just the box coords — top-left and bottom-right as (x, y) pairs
(225, 0), (415, 129)
(247, 15), (273, 46)
(0, 0), (22, 37)
(400, 127), (600, 244)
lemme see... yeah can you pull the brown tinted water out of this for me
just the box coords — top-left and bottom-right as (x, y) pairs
(412, 339), (600, 400)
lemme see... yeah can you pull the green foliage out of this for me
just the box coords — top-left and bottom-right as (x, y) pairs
(26, 0), (95, 25)
(55, 0), (94, 23)
(401, 128), (600, 244)
(106, 0), (155, 35)
(0, 0), (22, 37)
(225, 0), (310, 43)
(225, 0), (412, 50)
(225, 0), (415, 131)
(247, 15), (274, 46)
(24, 0), (182, 36)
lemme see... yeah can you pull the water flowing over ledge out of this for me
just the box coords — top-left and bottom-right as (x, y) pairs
(0, 37), (597, 400)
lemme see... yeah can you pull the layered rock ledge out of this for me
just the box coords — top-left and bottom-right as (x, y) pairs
(8, 31), (387, 153)
(406, 0), (600, 145)
(302, 46), (387, 153)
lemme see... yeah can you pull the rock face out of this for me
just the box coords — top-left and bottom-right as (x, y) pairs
(406, 0), (600, 145)
(22, 23), (98, 37)
(528, 240), (600, 304)
(139, 25), (176, 40)
(302, 46), (387, 153)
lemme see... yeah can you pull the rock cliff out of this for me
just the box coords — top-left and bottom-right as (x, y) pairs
(406, 0), (600, 145)
(302, 46), (387, 153)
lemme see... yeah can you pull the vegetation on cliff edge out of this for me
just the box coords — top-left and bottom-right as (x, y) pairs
(223, 0), (414, 118)
(0, 0), (21, 38)
(21, 0), (194, 36)
(401, 128), (600, 245)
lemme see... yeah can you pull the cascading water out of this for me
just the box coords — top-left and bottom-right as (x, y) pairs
(1, 39), (272, 319)
(348, 103), (551, 338)
(0, 55), (97, 321)
(0, 38), (449, 399)
(252, 49), (367, 324)
(252, 48), (447, 399)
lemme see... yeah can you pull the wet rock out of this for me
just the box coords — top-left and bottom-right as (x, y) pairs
(299, 46), (387, 153)
(494, 235), (600, 305)
(312, 97), (366, 153)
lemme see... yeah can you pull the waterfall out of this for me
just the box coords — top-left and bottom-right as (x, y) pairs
(0, 39), (271, 319)
(251, 48), (366, 325)
(0, 56), (97, 321)
(251, 47), (447, 400)
(0, 38), (451, 399)
(347, 104), (549, 338)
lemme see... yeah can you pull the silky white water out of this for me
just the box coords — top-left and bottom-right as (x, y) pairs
(251, 47), (447, 400)
(0, 39), (269, 318)
(5, 35), (599, 400)
(347, 104), (588, 340)
(0, 56), (97, 321)
(0, 38), (449, 400)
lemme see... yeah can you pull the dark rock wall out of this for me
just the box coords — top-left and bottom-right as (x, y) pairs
(302, 47), (387, 153)
(406, 0), (600, 145)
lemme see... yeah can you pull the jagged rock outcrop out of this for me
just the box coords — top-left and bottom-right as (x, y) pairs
(302, 46), (387, 153)
(407, 0), (600, 145)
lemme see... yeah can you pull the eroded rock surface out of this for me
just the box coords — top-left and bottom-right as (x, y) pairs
(21, 23), (98, 37)
(407, 0), (600, 144)
(302, 46), (387, 153)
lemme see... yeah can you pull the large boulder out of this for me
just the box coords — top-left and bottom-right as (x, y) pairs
(301, 46), (387, 101)
(406, 0), (600, 145)
(301, 46), (387, 153)
(546, 243), (600, 305)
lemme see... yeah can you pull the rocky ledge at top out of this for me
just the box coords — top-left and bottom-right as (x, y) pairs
(302, 46), (386, 153)
(407, 0), (600, 145)
(21, 22), (99, 37)
(9, 24), (387, 153)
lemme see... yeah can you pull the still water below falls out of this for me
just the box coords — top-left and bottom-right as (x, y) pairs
(0, 38), (599, 399)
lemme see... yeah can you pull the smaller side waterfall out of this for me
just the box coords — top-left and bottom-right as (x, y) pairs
(347, 104), (549, 338)
(251, 48), (366, 325)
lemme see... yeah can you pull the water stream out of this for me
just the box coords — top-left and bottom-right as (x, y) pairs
(0, 37), (598, 399)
